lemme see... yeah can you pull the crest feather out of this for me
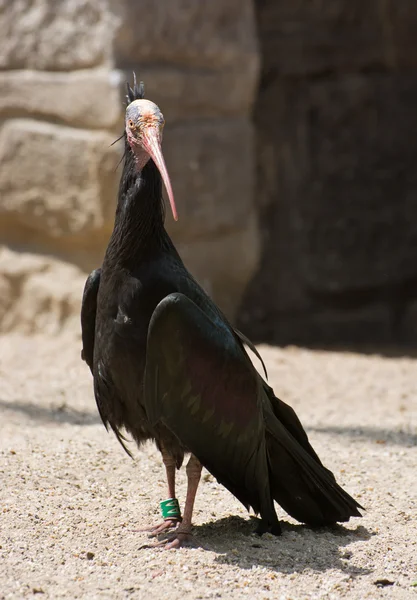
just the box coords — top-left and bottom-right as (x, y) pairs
(126, 72), (145, 104)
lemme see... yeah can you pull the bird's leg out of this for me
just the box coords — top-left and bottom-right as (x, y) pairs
(156, 454), (202, 549)
(177, 455), (202, 533)
(137, 447), (181, 535)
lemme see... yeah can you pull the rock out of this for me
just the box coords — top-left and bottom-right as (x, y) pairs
(0, 247), (85, 335)
(0, 69), (122, 130)
(242, 1), (417, 344)
(119, 66), (256, 121)
(164, 119), (255, 241)
(112, 0), (258, 73)
(296, 74), (417, 292)
(400, 300), (417, 345)
(0, 0), (116, 70)
(251, 66), (417, 301)
(0, 119), (120, 238)
(113, 0), (259, 121)
(256, 1), (387, 75)
(239, 304), (394, 347)
(0, 219), (257, 335)
(388, 1), (417, 68)
(0, 0), (261, 330)
(0, 114), (260, 320)
(176, 215), (260, 318)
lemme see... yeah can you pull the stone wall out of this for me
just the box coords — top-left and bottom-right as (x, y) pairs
(0, 0), (260, 334)
(239, 0), (417, 346)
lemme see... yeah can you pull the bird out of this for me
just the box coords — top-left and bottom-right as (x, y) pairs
(81, 75), (363, 549)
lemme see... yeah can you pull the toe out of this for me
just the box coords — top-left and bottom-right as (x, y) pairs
(133, 519), (180, 535)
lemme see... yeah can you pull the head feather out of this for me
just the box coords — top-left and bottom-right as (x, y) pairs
(126, 72), (145, 104)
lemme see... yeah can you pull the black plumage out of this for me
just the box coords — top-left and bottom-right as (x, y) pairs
(81, 78), (363, 547)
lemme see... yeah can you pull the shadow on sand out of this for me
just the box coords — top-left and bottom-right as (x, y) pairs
(0, 398), (100, 426)
(307, 424), (416, 448)
(195, 516), (373, 577)
(4, 399), (377, 578)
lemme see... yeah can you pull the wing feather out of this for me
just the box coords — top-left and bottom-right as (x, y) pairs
(144, 292), (280, 531)
(144, 293), (362, 529)
(81, 268), (101, 372)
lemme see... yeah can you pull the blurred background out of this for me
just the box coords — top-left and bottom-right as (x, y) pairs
(1, 0), (416, 348)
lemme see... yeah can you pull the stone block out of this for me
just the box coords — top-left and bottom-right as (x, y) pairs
(386, 1), (417, 69)
(0, 69), (122, 130)
(112, 0), (258, 73)
(257, 0), (387, 75)
(113, 0), (259, 120)
(0, 0), (115, 70)
(296, 74), (417, 292)
(120, 66), (256, 121)
(0, 246), (85, 335)
(0, 0), (261, 337)
(259, 305), (394, 347)
(0, 120), (120, 238)
(250, 73), (417, 301)
(400, 300), (417, 344)
(175, 214), (260, 319)
(163, 119), (256, 241)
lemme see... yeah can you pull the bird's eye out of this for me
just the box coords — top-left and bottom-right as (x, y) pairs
(128, 119), (135, 128)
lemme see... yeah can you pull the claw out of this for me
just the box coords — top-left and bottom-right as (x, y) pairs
(141, 531), (197, 550)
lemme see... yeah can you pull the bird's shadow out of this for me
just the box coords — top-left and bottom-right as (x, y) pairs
(193, 516), (373, 576)
(307, 424), (416, 448)
(0, 398), (100, 426)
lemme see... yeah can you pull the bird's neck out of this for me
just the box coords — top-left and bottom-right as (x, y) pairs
(106, 149), (171, 265)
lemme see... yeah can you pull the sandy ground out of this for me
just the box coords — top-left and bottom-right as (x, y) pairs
(0, 333), (416, 600)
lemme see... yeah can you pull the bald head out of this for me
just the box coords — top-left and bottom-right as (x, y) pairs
(124, 98), (177, 221)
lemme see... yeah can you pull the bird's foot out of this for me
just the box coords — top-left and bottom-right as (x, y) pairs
(139, 526), (198, 550)
(133, 518), (181, 537)
(152, 530), (197, 550)
(254, 517), (282, 537)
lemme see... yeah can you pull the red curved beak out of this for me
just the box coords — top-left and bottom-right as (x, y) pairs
(141, 128), (178, 221)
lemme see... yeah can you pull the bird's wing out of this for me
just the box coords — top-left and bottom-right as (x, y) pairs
(144, 294), (363, 528)
(143, 292), (280, 530)
(80, 268), (101, 372)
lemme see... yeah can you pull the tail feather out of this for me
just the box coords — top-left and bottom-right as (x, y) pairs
(262, 395), (363, 526)
(265, 384), (329, 469)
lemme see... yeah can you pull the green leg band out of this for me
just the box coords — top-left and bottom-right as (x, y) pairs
(160, 498), (181, 520)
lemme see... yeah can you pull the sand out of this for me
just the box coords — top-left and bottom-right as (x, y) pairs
(0, 333), (416, 599)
